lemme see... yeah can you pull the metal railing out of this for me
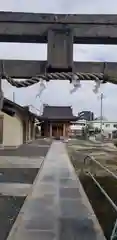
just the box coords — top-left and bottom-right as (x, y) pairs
(83, 155), (117, 240)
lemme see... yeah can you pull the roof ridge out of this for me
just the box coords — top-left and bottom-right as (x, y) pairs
(44, 105), (72, 108)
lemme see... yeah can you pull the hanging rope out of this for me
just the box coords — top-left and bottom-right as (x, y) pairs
(0, 60), (115, 88)
(1, 72), (109, 88)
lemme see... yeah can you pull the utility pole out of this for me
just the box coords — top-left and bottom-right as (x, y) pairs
(13, 92), (15, 102)
(100, 93), (104, 135)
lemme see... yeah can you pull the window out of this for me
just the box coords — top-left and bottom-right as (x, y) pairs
(113, 124), (117, 128)
(105, 124), (110, 127)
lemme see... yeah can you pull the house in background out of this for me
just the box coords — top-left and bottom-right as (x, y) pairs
(0, 98), (39, 147)
(90, 120), (117, 139)
(78, 111), (94, 121)
(40, 105), (78, 138)
(70, 119), (87, 136)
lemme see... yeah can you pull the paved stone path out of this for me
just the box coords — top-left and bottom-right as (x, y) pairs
(7, 141), (105, 240)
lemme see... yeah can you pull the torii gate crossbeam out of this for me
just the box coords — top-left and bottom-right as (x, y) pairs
(0, 11), (116, 88)
(0, 60), (117, 79)
(0, 12), (117, 45)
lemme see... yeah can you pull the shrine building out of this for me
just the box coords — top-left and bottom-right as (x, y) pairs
(40, 105), (78, 138)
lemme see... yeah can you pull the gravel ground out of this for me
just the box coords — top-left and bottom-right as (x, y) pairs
(0, 139), (51, 239)
(0, 168), (39, 183)
(0, 145), (49, 157)
(0, 196), (25, 240)
(0, 139), (51, 157)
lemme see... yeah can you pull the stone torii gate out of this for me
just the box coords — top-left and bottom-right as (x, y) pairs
(0, 12), (117, 89)
(1, 11), (117, 240)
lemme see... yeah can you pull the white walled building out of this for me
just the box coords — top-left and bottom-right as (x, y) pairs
(70, 119), (87, 136)
(90, 120), (117, 137)
(70, 118), (117, 138)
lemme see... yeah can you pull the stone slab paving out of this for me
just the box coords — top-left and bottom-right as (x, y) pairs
(0, 156), (44, 168)
(0, 139), (51, 157)
(0, 146), (49, 157)
(7, 141), (106, 240)
(0, 183), (32, 196)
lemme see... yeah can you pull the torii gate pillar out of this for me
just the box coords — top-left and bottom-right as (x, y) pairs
(47, 28), (73, 73)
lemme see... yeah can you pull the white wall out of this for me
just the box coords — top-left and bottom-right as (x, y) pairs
(1, 112), (23, 146)
(91, 121), (117, 134)
(70, 120), (87, 136)
(70, 119), (87, 130)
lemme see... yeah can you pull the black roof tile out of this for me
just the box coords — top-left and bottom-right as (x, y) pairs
(41, 105), (78, 120)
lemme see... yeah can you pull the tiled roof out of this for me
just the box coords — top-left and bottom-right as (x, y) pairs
(41, 105), (77, 120)
(2, 98), (38, 119)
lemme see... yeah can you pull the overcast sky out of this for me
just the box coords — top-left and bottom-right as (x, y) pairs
(1, 0), (117, 120)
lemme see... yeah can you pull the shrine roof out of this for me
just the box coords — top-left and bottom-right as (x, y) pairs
(40, 105), (78, 121)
